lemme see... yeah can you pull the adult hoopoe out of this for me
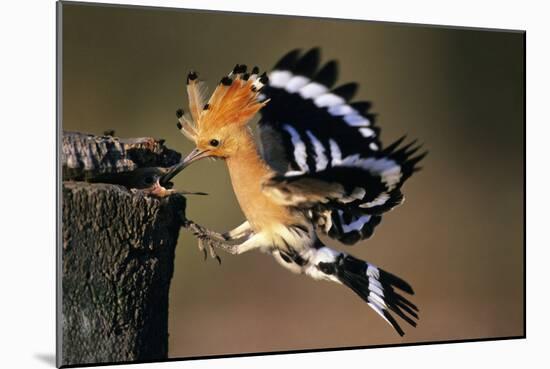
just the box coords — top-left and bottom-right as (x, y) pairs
(163, 48), (426, 336)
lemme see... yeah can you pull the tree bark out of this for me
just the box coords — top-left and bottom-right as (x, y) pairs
(60, 132), (185, 367)
(62, 131), (181, 181)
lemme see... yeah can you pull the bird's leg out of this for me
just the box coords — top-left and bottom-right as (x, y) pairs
(211, 232), (265, 255)
(181, 220), (254, 262)
(221, 221), (253, 242)
(184, 220), (252, 243)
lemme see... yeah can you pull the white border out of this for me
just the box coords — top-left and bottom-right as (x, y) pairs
(1, 0), (546, 368)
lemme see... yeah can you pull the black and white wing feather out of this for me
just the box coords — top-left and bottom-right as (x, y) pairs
(258, 48), (426, 245)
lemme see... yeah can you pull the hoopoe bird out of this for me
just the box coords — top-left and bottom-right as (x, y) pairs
(163, 48), (426, 336)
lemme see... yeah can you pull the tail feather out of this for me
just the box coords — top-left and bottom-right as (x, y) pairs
(315, 249), (418, 336)
(338, 254), (418, 336)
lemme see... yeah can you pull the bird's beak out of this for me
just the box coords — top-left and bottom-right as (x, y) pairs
(159, 148), (210, 185)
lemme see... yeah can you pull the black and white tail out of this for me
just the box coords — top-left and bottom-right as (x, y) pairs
(304, 246), (418, 336)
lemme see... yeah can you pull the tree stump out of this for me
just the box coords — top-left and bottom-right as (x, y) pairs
(59, 132), (185, 367)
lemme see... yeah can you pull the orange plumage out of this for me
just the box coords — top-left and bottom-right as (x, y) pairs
(179, 68), (269, 144)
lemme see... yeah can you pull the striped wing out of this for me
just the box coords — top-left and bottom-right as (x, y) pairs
(258, 48), (426, 245)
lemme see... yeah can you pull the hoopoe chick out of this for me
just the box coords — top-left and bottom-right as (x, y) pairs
(90, 166), (207, 197)
(164, 49), (427, 336)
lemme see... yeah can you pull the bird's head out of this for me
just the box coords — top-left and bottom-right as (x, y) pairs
(163, 65), (269, 182)
(191, 121), (244, 160)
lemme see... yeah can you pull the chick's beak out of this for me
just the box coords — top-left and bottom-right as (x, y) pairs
(159, 148), (210, 185)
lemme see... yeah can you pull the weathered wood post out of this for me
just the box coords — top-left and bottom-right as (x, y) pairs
(59, 132), (185, 366)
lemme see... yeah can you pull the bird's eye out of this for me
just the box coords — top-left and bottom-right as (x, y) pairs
(144, 176), (154, 185)
(210, 139), (220, 147)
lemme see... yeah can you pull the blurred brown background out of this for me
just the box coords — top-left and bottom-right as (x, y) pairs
(61, 2), (524, 359)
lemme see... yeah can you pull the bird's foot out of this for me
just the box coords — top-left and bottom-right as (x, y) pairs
(182, 220), (230, 264)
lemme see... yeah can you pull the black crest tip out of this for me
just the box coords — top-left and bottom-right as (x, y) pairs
(203, 103), (209, 110)
(175, 108), (184, 118)
(251, 66), (259, 74)
(220, 76), (233, 86)
(176, 122), (183, 130)
(186, 71), (198, 84)
(233, 64), (247, 74)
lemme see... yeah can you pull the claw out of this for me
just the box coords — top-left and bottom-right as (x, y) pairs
(208, 242), (219, 262)
(197, 238), (207, 261)
(182, 219), (232, 261)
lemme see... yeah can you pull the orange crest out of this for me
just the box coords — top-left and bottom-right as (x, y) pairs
(176, 65), (270, 142)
